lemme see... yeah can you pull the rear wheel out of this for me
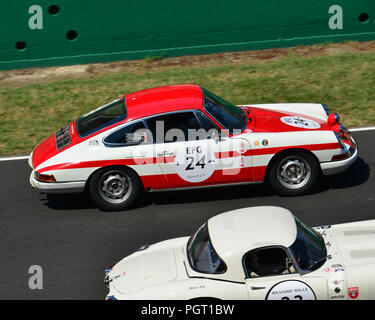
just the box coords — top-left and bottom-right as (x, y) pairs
(268, 152), (320, 196)
(89, 167), (142, 211)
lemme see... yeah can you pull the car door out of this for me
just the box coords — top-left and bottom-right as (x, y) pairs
(148, 110), (253, 189)
(243, 246), (328, 300)
(196, 111), (252, 184)
(145, 111), (220, 188)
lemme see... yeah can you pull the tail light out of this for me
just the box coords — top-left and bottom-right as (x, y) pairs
(35, 172), (56, 182)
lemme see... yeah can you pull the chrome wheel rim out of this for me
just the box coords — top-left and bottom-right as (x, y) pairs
(98, 171), (132, 204)
(277, 156), (311, 190)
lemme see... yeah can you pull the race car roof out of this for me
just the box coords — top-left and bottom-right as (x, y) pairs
(207, 207), (298, 259)
(124, 84), (204, 121)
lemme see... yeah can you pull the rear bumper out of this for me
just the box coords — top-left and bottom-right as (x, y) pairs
(29, 170), (85, 194)
(320, 146), (358, 176)
(28, 151), (33, 169)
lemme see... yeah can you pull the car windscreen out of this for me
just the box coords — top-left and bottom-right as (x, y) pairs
(76, 98), (127, 138)
(187, 223), (226, 274)
(203, 89), (246, 134)
(289, 217), (327, 273)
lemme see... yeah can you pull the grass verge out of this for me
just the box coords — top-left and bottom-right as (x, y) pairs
(0, 41), (375, 156)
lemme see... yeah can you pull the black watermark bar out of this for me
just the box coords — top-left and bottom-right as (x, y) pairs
(0, 300), (370, 319)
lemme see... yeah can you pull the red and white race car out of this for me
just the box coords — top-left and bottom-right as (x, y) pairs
(29, 84), (358, 211)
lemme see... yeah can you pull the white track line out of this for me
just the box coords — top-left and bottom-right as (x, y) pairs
(0, 155), (30, 162)
(0, 126), (375, 162)
(349, 126), (375, 132)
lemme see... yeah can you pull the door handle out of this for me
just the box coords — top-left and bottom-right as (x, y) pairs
(250, 286), (266, 290)
(157, 151), (175, 157)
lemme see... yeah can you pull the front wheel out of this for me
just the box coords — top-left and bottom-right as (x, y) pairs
(268, 152), (320, 196)
(89, 167), (142, 211)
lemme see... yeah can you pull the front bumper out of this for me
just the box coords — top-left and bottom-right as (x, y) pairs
(320, 146), (358, 176)
(29, 170), (85, 194)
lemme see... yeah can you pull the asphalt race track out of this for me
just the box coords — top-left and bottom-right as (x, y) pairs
(0, 130), (373, 300)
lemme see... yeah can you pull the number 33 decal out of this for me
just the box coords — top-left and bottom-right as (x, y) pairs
(281, 295), (303, 300)
(266, 281), (316, 300)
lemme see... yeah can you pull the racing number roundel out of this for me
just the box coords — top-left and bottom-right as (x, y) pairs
(175, 142), (216, 183)
(266, 280), (316, 300)
(280, 116), (321, 129)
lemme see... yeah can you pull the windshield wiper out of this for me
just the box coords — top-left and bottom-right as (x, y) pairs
(307, 254), (332, 270)
(244, 108), (252, 124)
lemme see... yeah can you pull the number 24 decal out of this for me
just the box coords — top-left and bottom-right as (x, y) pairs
(185, 156), (207, 170)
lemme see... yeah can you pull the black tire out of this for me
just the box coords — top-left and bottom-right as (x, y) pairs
(89, 167), (143, 211)
(267, 152), (320, 196)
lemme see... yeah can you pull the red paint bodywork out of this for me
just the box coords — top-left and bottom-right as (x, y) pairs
(247, 107), (331, 133)
(125, 84), (203, 122)
(32, 121), (81, 169)
(31, 84), (332, 173)
(32, 85), (205, 169)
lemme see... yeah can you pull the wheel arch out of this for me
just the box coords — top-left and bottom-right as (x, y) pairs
(264, 147), (321, 182)
(85, 164), (145, 192)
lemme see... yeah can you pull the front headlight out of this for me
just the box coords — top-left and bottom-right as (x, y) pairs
(328, 113), (340, 126)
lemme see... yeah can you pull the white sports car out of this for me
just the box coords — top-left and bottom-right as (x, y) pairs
(104, 206), (375, 300)
(29, 84), (358, 211)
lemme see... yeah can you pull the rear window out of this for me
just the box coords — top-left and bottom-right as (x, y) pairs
(104, 121), (151, 146)
(77, 98), (127, 137)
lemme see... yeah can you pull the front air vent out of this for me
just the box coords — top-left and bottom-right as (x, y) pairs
(350, 249), (375, 259)
(343, 229), (375, 237)
(55, 125), (72, 150)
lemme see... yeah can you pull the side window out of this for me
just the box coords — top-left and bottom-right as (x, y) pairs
(146, 112), (203, 143)
(196, 111), (225, 141)
(196, 111), (219, 131)
(243, 247), (296, 278)
(103, 121), (150, 146)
